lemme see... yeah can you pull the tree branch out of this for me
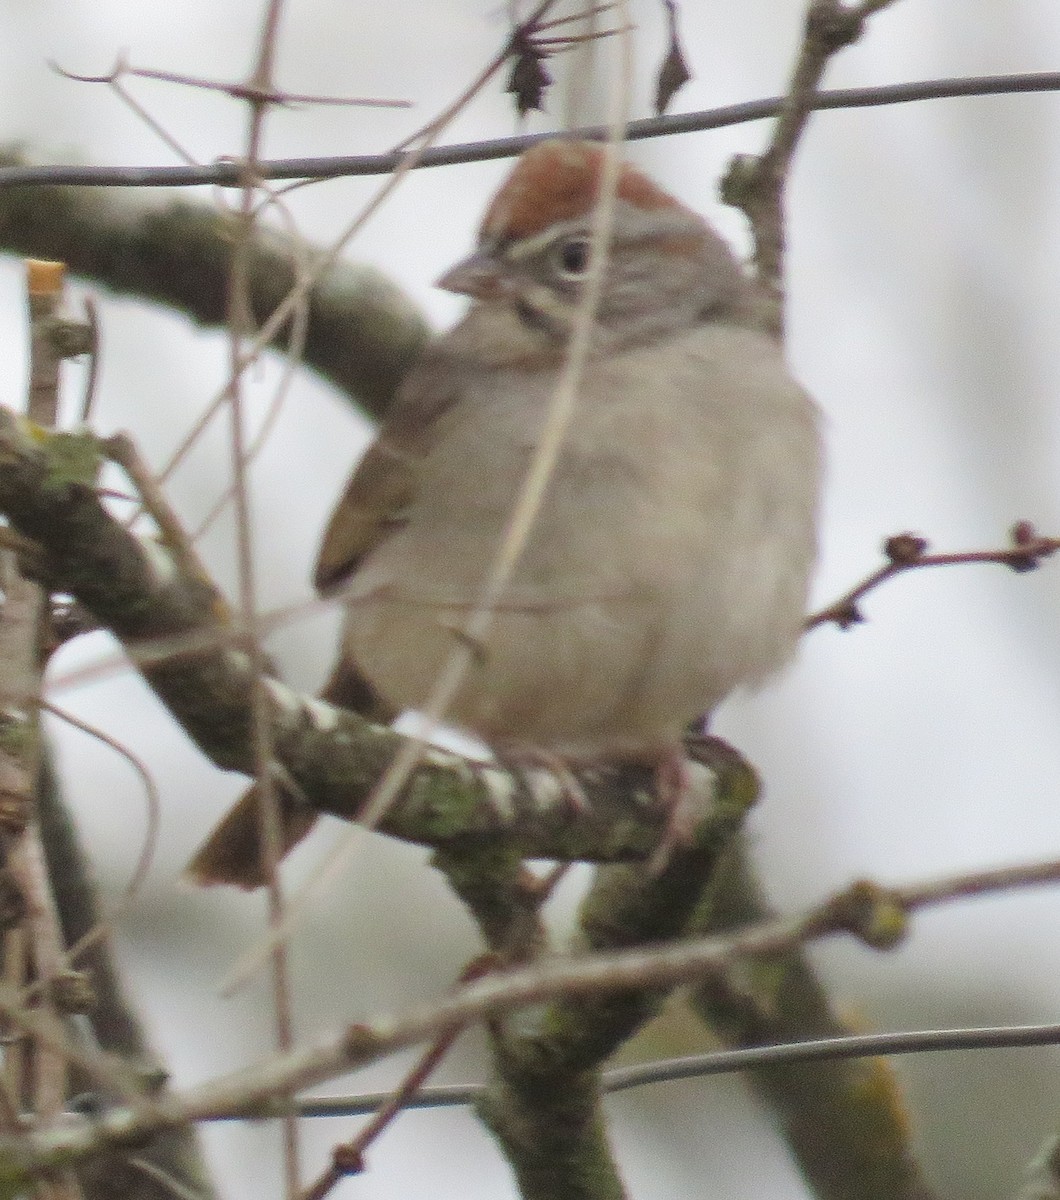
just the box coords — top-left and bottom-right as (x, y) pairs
(471, 738), (756, 1200)
(1, 854), (1058, 1184)
(0, 149), (428, 423)
(0, 406), (739, 864)
(722, 0), (902, 330)
(690, 838), (937, 1200)
(4, 72), (1060, 190)
(37, 754), (219, 1200)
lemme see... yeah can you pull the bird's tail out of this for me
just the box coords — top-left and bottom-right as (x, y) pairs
(185, 781), (319, 890)
(186, 657), (394, 888)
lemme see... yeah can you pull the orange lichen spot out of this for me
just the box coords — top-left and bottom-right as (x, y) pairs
(25, 259), (65, 297)
(480, 140), (684, 242)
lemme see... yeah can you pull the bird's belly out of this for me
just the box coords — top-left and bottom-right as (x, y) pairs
(342, 583), (709, 756)
(339, 508), (786, 756)
(339, 386), (816, 756)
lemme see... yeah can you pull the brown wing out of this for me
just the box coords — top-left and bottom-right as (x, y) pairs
(313, 347), (460, 594)
(313, 434), (416, 592)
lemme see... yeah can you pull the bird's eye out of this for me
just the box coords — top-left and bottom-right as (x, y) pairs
(552, 236), (591, 279)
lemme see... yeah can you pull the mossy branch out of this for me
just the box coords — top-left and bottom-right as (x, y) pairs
(0, 148), (429, 420)
(0, 406), (736, 863)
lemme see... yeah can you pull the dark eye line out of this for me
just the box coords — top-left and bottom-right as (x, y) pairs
(515, 297), (561, 336)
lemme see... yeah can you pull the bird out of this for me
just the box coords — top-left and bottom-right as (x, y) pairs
(187, 138), (822, 888)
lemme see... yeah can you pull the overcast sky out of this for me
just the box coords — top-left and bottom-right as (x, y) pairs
(3, 3), (1060, 1197)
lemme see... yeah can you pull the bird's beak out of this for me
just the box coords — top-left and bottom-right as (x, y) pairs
(436, 251), (508, 300)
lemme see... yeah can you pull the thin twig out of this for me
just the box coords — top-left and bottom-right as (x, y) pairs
(102, 434), (221, 592)
(138, 0), (563, 537)
(8, 69), (1060, 190)
(110, 78), (201, 167)
(188, 189), (313, 543)
(14, 265), (79, 1197)
(75, 298), (100, 425)
(806, 524), (1060, 631)
(50, 56), (409, 108)
(225, 2), (302, 1191)
(5, 853), (1060, 1181)
(259, 1015), (1060, 1119)
(217, 0), (629, 998)
(722, 0), (902, 328)
(299, 1029), (466, 1199)
(34, 700), (159, 968)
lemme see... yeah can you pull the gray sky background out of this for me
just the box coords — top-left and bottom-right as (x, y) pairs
(3, 3), (1060, 1197)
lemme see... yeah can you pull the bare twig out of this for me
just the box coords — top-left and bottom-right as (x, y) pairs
(806, 524), (1060, 631)
(75, 298), (101, 425)
(35, 701), (159, 969)
(187, 190), (313, 543)
(17, 262), (73, 1141)
(721, 0), (902, 329)
(218, 0), (633, 999)
(131, 0), (565, 544)
(225, 3), (302, 1191)
(102, 434), (221, 591)
(391, 1), (563, 152)
(11, 69), (1060, 191)
(1, 261), (85, 1200)
(59, 53), (205, 168)
(51, 56), (410, 109)
(2, 853), (1060, 1183)
(298, 957), (496, 1200)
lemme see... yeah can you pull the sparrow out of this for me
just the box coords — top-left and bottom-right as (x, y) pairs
(188, 138), (821, 887)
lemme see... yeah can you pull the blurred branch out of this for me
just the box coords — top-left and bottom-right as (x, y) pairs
(227, 4), (304, 1192)
(1016, 1136), (1060, 1200)
(3, 852), (1060, 1182)
(690, 838), (937, 1200)
(2, 71), (1059, 189)
(13, 264), (217, 1200)
(806, 525), (1060, 631)
(1, 260), (84, 1200)
(36, 754), (219, 1200)
(470, 740), (754, 1200)
(0, 148), (429, 422)
(707, 10), (936, 1187)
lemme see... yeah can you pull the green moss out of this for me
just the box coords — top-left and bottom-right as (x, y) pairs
(0, 713), (37, 759)
(39, 429), (101, 491)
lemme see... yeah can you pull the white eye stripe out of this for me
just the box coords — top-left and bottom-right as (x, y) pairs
(504, 219), (591, 261)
